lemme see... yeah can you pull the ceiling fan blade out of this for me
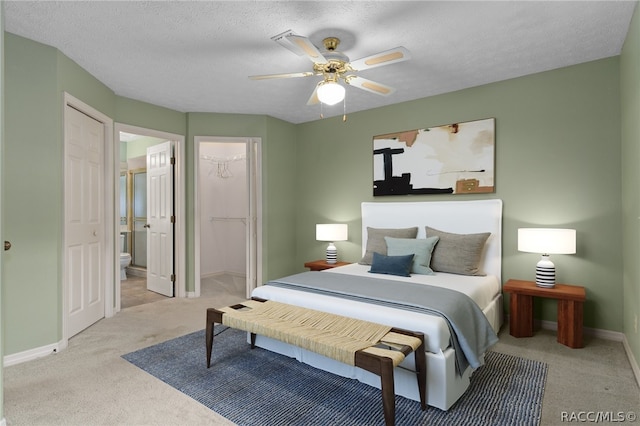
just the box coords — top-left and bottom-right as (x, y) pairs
(349, 47), (411, 71)
(249, 71), (316, 80)
(346, 76), (396, 96)
(271, 30), (327, 63)
(306, 85), (320, 105)
(285, 35), (328, 64)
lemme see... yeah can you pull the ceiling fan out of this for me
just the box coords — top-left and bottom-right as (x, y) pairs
(250, 30), (411, 106)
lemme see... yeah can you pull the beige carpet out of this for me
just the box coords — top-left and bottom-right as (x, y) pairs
(120, 275), (168, 309)
(4, 277), (639, 425)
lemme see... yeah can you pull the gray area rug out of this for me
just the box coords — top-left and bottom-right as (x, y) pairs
(123, 327), (547, 426)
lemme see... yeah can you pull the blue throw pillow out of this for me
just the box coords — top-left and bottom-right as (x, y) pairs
(369, 252), (415, 277)
(385, 236), (440, 275)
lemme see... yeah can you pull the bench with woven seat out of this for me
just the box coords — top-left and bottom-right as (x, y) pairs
(206, 298), (427, 426)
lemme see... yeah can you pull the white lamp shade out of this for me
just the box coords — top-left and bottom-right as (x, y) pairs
(518, 228), (576, 254)
(316, 81), (345, 105)
(316, 224), (348, 242)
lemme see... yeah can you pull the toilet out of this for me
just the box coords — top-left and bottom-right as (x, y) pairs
(120, 234), (131, 280)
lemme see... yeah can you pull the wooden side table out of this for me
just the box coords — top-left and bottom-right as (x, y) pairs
(304, 259), (350, 271)
(503, 279), (586, 348)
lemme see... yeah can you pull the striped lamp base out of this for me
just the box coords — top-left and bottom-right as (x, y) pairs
(535, 255), (556, 288)
(326, 242), (337, 264)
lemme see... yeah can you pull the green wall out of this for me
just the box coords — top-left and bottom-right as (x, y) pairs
(295, 57), (623, 333)
(4, 34), (65, 354)
(621, 3), (640, 374)
(122, 136), (168, 160)
(115, 96), (186, 136)
(262, 116), (298, 280)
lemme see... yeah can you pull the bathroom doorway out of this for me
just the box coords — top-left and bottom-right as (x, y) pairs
(115, 124), (186, 310)
(194, 137), (262, 300)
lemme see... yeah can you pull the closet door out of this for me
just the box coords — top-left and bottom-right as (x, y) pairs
(64, 105), (105, 337)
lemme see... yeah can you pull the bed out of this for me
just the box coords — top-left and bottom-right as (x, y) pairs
(251, 199), (503, 410)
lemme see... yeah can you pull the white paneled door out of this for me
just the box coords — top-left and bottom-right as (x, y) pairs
(65, 105), (105, 337)
(146, 141), (174, 297)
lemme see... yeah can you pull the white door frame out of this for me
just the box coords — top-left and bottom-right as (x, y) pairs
(194, 136), (262, 298)
(62, 93), (114, 348)
(114, 123), (186, 310)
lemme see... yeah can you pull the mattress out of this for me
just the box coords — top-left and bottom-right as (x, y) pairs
(251, 263), (500, 354)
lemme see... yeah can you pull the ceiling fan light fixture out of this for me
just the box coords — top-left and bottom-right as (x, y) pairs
(317, 81), (345, 105)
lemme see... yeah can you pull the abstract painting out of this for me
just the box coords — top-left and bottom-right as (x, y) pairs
(373, 118), (495, 196)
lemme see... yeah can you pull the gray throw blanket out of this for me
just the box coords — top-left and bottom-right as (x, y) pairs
(266, 271), (498, 376)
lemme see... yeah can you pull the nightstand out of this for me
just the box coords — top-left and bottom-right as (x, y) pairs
(503, 279), (586, 348)
(304, 259), (350, 271)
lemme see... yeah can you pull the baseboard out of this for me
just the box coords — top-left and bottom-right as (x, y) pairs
(538, 319), (624, 341)
(201, 271), (246, 279)
(3, 340), (63, 367)
(622, 335), (640, 389)
(125, 266), (146, 278)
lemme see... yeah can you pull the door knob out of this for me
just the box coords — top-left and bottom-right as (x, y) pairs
(4, 241), (11, 251)
(143, 224), (151, 228)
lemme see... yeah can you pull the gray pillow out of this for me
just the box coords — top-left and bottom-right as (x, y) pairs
(426, 226), (491, 276)
(359, 227), (418, 265)
(385, 236), (440, 275)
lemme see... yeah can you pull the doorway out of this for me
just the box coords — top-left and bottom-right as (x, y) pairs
(194, 137), (262, 299)
(114, 124), (186, 311)
(119, 141), (165, 308)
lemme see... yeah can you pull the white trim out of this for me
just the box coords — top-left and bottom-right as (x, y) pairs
(583, 326), (625, 341)
(62, 93), (114, 348)
(201, 271), (247, 279)
(3, 339), (64, 367)
(114, 123), (186, 305)
(193, 138), (202, 298)
(538, 319), (625, 341)
(252, 137), (263, 296)
(174, 136), (187, 298)
(622, 335), (640, 389)
(194, 136), (262, 299)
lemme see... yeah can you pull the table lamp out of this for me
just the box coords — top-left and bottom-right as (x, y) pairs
(518, 228), (576, 288)
(316, 224), (348, 264)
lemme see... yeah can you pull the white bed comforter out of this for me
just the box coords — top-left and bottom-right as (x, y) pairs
(251, 263), (500, 354)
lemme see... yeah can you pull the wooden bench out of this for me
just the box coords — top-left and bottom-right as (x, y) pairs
(206, 298), (427, 426)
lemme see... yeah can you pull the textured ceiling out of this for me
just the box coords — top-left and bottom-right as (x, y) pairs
(4, 1), (637, 124)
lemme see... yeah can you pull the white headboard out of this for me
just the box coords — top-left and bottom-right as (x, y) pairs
(361, 199), (503, 282)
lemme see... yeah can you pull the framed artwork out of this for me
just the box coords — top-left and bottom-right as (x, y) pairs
(373, 118), (495, 196)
